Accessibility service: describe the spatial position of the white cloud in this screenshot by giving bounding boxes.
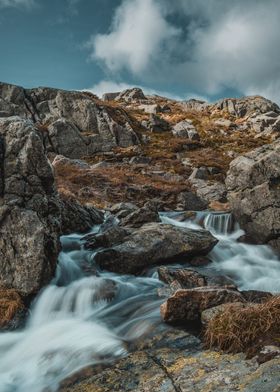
[87,0,280,103]
[85,79,208,102]
[0,0,34,7]
[87,0,180,74]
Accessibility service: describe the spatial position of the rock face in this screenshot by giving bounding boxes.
[94,223,218,274]
[211,95,280,118]
[60,327,280,392]
[119,201,160,228]
[0,117,61,295]
[115,88,147,102]
[161,287,245,323]
[226,141,280,250]
[60,198,103,234]
[145,114,170,132]
[0,82,140,160]
[249,111,280,135]
[172,120,200,140]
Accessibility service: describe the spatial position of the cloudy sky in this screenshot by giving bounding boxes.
[1,0,280,102]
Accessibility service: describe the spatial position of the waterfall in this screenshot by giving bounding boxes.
[160,211,280,292]
[0,211,280,391]
[203,212,235,235]
[0,230,163,392]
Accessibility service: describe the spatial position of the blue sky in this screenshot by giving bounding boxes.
[1,0,280,103]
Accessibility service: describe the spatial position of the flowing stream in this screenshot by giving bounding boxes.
[0,211,280,391]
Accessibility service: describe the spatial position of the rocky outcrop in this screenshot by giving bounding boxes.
[226,141,280,250]
[0,117,61,295]
[94,223,218,274]
[161,287,245,323]
[0,82,141,160]
[249,111,280,135]
[143,113,170,132]
[60,326,280,392]
[172,120,200,140]
[115,88,147,102]
[181,99,208,112]
[211,95,280,118]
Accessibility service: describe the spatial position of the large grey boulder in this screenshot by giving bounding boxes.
[94,223,218,274]
[0,117,61,295]
[226,142,280,250]
[115,87,147,102]
[180,99,208,112]
[172,120,200,140]
[190,179,227,203]
[249,112,280,135]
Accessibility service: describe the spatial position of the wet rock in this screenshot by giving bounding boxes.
[60,198,104,234]
[0,117,61,295]
[119,201,160,228]
[161,287,245,323]
[189,256,212,267]
[94,223,218,274]
[172,120,200,140]
[226,141,280,250]
[177,190,208,211]
[60,326,275,392]
[158,267,207,289]
[84,225,129,250]
[205,275,236,288]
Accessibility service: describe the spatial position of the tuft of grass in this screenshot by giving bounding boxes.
[204,296,280,356]
[0,289,25,327]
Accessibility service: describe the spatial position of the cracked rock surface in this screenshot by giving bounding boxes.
[226,141,280,251]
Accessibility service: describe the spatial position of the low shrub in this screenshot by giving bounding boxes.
[204,296,280,355]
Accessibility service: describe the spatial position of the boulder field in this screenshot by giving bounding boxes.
[1,82,280,390]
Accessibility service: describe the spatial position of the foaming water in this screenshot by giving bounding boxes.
[161,211,280,292]
[1,211,280,390]
[0,229,163,392]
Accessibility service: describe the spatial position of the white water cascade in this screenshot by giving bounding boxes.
[161,211,280,292]
[0,211,280,391]
[0,226,163,392]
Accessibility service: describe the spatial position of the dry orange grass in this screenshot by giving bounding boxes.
[204,296,280,355]
[54,159,190,208]
[0,289,25,327]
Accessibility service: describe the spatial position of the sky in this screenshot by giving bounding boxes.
[1,0,280,103]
